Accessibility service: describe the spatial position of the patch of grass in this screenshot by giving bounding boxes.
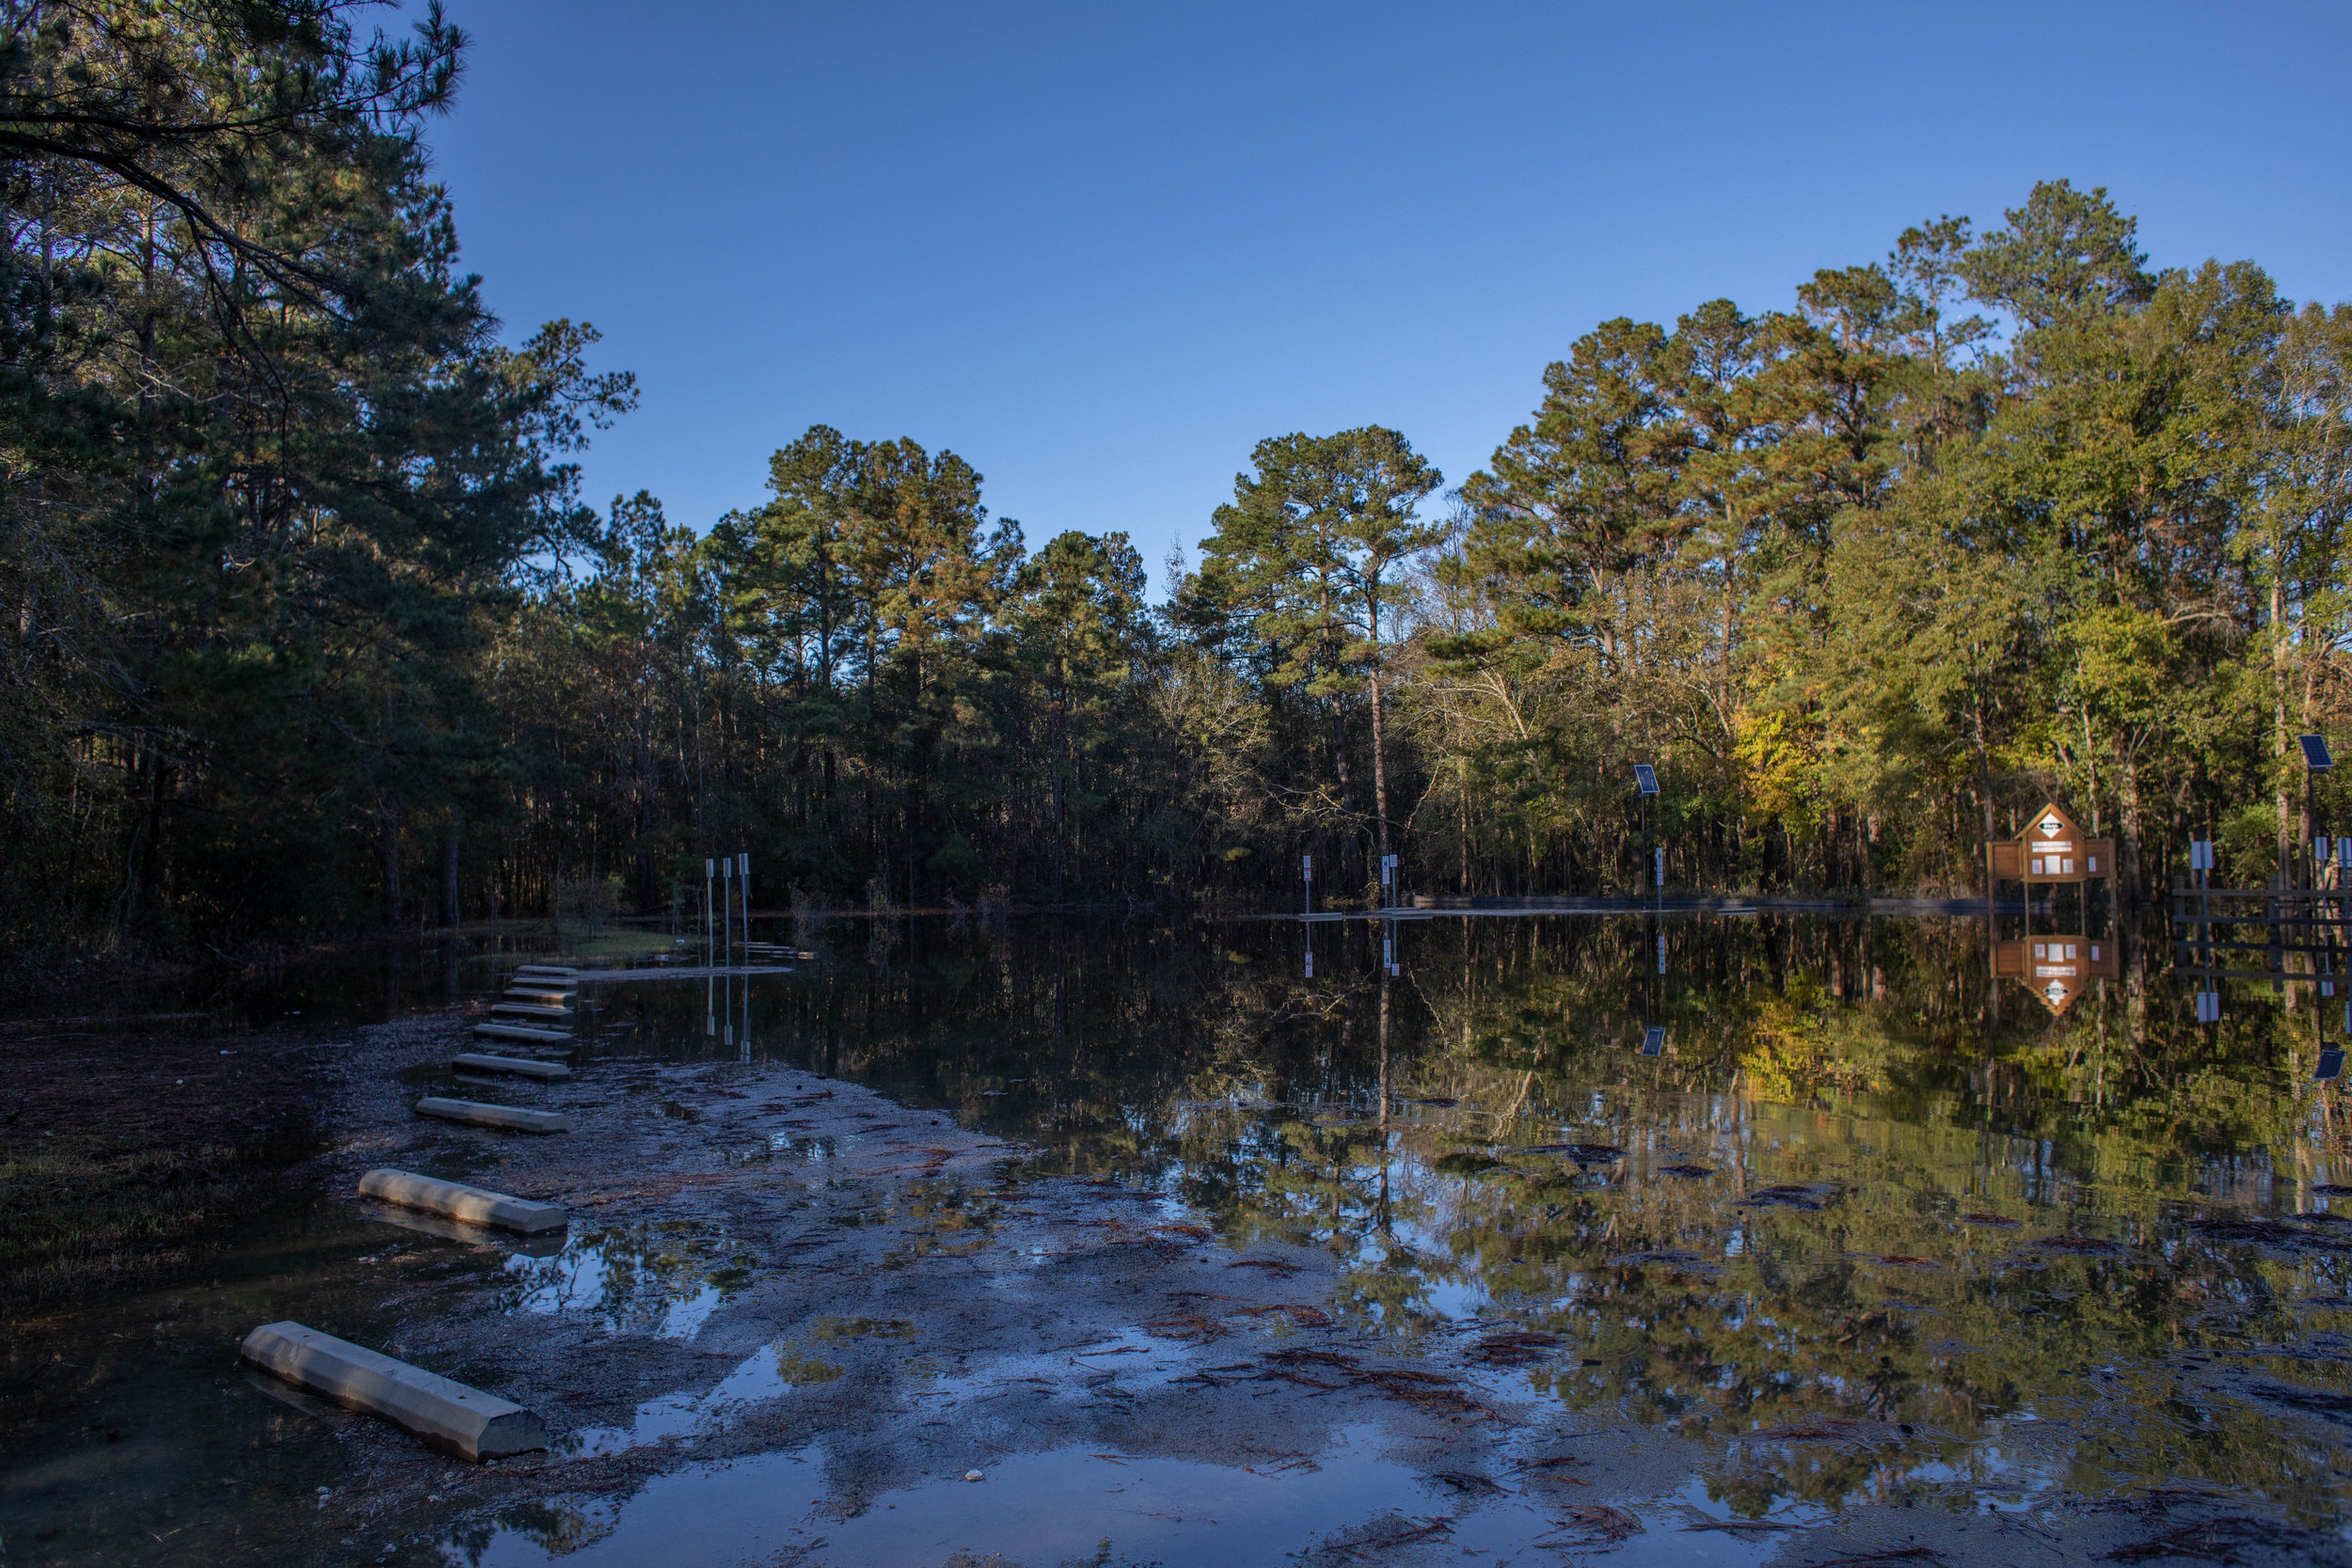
[0,1023,322,1316]
[0,1115,320,1313]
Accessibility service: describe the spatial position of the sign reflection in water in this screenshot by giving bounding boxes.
[612,911,2352,1518]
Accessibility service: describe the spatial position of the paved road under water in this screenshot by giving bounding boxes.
[8,911,2352,1565]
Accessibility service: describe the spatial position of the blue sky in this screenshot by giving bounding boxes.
[414,1,2352,594]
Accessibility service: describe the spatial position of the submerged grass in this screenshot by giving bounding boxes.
[0,1021,323,1315]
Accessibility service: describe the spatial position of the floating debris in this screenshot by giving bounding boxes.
[1735,1418,1912,1446]
[1736,1183,1836,1211]
[2103,1516,2335,1564]
[2034,1235,2122,1254]
[1232,1303,1334,1329]
[1535,1504,1645,1547]
[1310,1513,1454,1562]
[1464,1329,1563,1366]
[1528,1143,1627,1164]
[1608,1249,1708,1270]
[1141,1311,1229,1343]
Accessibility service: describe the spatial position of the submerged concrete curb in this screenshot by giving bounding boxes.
[473,1022,571,1045]
[416,1097,570,1133]
[358,1168,567,1233]
[238,1322,549,1461]
[451,1052,571,1080]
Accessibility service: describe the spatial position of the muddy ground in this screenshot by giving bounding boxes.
[8,1000,2350,1567]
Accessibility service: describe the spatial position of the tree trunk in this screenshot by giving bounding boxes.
[2116,746,2143,903]
[1331,704,1357,887]
[109,748,165,948]
[1457,758,1470,895]
[2275,574,2293,877]
[1369,667,1392,863]
[441,810,462,927]
[1051,769,1066,895]
[382,789,402,926]
[1972,655,1995,843]
[1052,696,1068,896]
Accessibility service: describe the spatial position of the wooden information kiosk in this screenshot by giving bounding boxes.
[1986,802,2118,1016]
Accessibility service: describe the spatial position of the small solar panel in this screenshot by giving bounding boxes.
[1641,1026,1665,1056]
[2318,1049,2345,1083]
[1633,764,1660,796]
[2300,733,2334,770]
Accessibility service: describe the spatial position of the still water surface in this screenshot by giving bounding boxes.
[10,910,2352,1563]
[623,913,2352,1509]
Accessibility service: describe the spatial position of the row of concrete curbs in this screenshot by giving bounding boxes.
[242,1167,567,1460]
[241,964,590,1458]
[426,963,582,1132]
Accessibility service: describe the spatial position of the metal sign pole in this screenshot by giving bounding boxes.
[705,857,715,971]
[1632,764,1660,905]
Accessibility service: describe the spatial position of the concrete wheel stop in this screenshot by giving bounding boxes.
[358,1168,567,1233]
[239,1322,548,1461]
[415,1097,570,1133]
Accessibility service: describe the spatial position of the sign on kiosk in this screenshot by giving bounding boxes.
[1985,802,2112,884]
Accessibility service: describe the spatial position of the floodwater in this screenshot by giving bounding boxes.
[8,911,2352,1565]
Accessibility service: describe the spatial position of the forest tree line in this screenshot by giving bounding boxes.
[6,2,2351,963]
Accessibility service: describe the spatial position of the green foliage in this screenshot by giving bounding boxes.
[1420,179,2352,898]
[4,17,2345,947]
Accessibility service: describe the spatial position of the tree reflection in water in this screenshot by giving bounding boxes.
[620,912,2352,1519]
